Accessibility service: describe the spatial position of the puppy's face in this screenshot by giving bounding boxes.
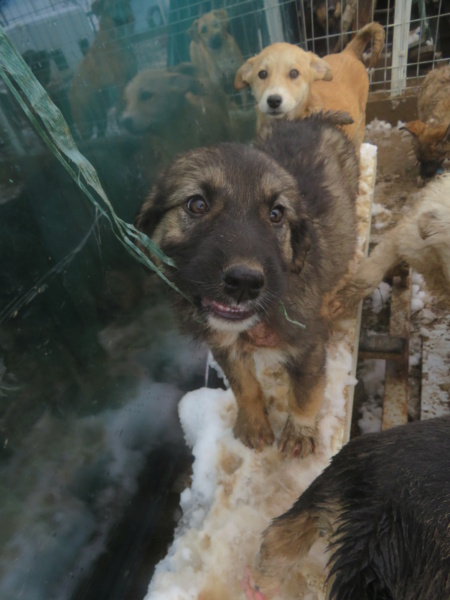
[190,10,229,50]
[314,0,342,30]
[404,120,450,179]
[120,70,201,134]
[136,144,310,335]
[235,43,332,119]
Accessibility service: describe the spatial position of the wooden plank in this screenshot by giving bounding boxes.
[382,267,412,430]
[342,149,378,444]
[421,315,450,420]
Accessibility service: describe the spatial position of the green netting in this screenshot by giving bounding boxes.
[0,26,192,302]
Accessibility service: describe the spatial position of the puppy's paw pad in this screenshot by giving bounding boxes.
[278,418,317,458]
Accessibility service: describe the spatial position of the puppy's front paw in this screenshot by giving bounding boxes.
[234,408,275,451]
[278,416,318,458]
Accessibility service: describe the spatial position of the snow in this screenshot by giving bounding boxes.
[144,144,377,600]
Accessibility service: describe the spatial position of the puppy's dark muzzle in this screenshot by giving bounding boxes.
[223,265,265,303]
[267,95,282,110]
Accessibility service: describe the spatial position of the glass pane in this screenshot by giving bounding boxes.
[0,0,388,598]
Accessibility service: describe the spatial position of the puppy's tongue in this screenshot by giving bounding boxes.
[245,321,279,347]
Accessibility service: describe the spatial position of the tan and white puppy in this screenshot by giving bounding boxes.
[235,22,385,147]
[332,173,450,315]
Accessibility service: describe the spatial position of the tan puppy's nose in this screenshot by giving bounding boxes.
[267,94,282,109]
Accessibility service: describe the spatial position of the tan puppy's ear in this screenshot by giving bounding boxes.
[402,120,426,137]
[234,56,256,89]
[308,53,333,81]
[214,9,229,29]
[188,19,200,42]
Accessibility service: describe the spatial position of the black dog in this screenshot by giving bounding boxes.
[252,416,450,599]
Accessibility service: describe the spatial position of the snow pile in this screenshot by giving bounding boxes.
[145,144,377,600]
[147,343,355,600]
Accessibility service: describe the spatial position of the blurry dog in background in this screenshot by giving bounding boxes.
[247,416,450,599]
[303,1,378,55]
[120,63,231,169]
[69,0,137,139]
[189,9,244,99]
[135,115,359,457]
[234,22,385,146]
[403,63,450,182]
[331,173,450,316]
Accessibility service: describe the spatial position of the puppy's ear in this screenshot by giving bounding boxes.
[169,62,199,78]
[214,9,229,30]
[234,56,256,89]
[308,53,333,81]
[290,219,311,274]
[188,19,200,42]
[402,120,426,138]
[135,192,165,239]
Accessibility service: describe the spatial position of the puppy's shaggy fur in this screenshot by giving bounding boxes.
[68,0,137,139]
[189,9,244,98]
[404,64,450,180]
[251,416,450,599]
[333,173,450,315]
[234,22,384,147]
[136,116,359,457]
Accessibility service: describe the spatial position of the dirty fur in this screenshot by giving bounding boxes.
[251,416,450,600]
[135,115,358,457]
[234,22,385,147]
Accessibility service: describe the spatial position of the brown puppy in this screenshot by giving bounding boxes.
[404,64,450,181]
[69,0,137,139]
[234,22,385,146]
[331,173,450,317]
[120,64,231,168]
[135,115,359,457]
[189,9,244,97]
[247,417,450,600]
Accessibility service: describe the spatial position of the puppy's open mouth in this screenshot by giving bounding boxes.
[201,298,255,321]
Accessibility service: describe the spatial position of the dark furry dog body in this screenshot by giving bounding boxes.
[136,116,358,456]
[251,416,450,599]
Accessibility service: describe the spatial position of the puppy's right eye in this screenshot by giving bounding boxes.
[258,70,268,80]
[139,90,152,101]
[186,195,209,215]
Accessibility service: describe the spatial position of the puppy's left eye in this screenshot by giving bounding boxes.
[289,69,299,79]
[258,70,268,79]
[186,195,209,215]
[269,206,284,224]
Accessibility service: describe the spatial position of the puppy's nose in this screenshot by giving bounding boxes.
[328,7,336,17]
[267,95,282,109]
[223,265,265,302]
[120,115,134,132]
